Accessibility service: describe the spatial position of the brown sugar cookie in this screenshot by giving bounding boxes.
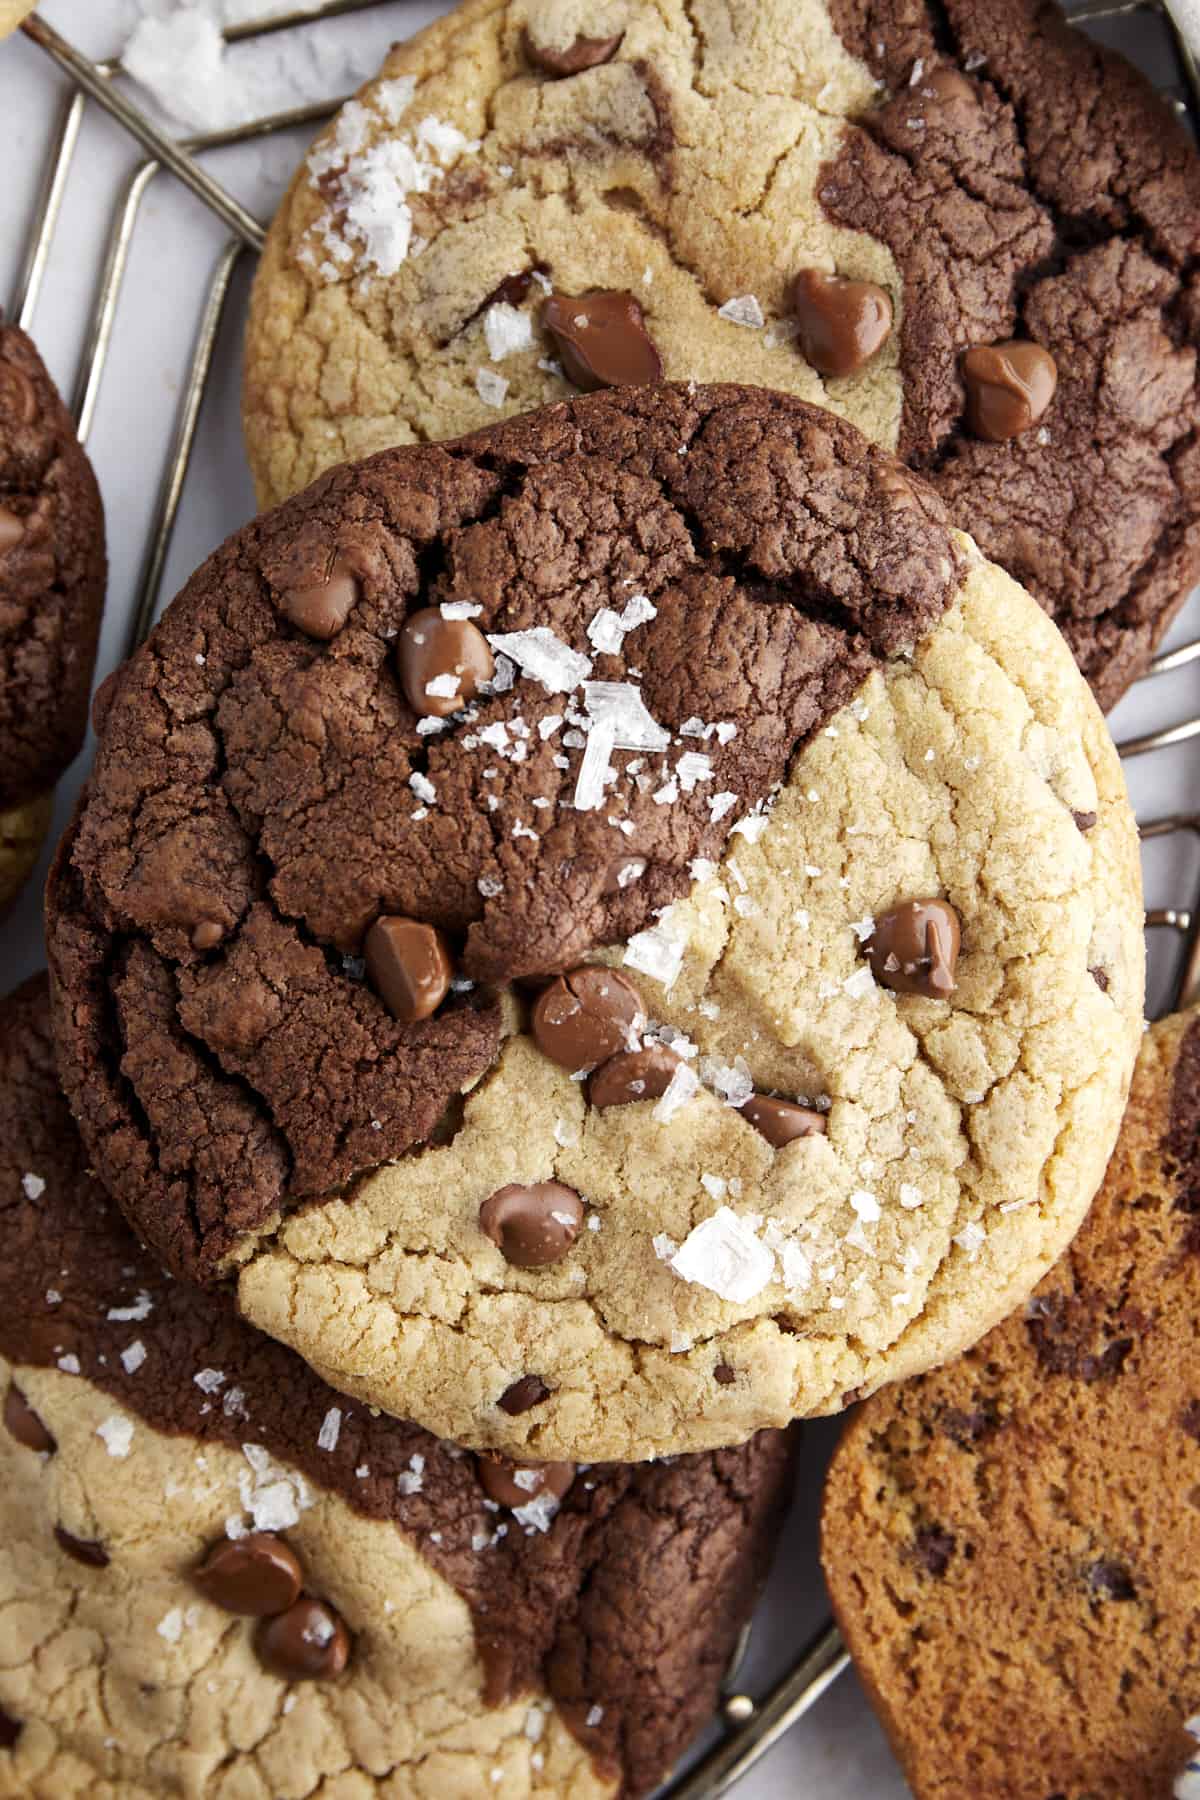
[822,1003,1200,1800]
[46,383,1142,1463]
[243,0,1200,710]
[0,972,793,1798]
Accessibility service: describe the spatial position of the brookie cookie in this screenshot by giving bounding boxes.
[242,0,1200,710]
[822,1002,1200,1800]
[46,384,1143,1463]
[0,972,793,1798]
[0,319,105,910]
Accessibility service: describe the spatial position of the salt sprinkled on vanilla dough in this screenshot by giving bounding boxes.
[475,368,509,408]
[96,1415,134,1459]
[717,295,765,329]
[670,1208,775,1304]
[624,913,687,989]
[653,1062,700,1123]
[484,303,534,361]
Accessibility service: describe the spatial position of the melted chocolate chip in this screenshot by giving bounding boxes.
[912,1525,955,1577]
[542,292,663,391]
[0,505,25,554]
[191,921,226,952]
[909,66,976,112]
[255,1595,350,1681]
[531,965,644,1070]
[961,341,1057,442]
[524,27,622,77]
[739,1094,827,1147]
[279,556,361,640]
[476,1455,575,1509]
[364,916,453,1023]
[54,1526,109,1568]
[479,1181,584,1267]
[1090,966,1110,993]
[866,899,961,997]
[789,270,894,378]
[1072,810,1098,833]
[0,361,36,426]
[1086,1559,1136,1601]
[193,1532,304,1617]
[1180,1399,1200,1442]
[396,607,494,718]
[498,1374,552,1415]
[4,1383,55,1453]
[588,1043,681,1110]
[0,1706,19,1750]
[713,1363,737,1386]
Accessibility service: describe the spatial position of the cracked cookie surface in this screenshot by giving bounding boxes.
[822,1003,1200,1800]
[0,973,792,1800]
[243,0,1200,710]
[47,384,1142,1462]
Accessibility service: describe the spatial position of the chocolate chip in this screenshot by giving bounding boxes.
[479,1181,584,1267]
[0,361,36,425]
[1181,1399,1200,1441]
[912,1524,955,1577]
[1086,1559,1136,1601]
[279,556,360,640]
[1072,810,1098,833]
[4,1383,55,1454]
[193,1532,304,1617]
[0,1706,20,1750]
[476,1454,575,1509]
[481,270,539,311]
[739,1093,827,1147]
[909,66,975,112]
[364,916,453,1023]
[789,270,894,378]
[939,1401,1000,1447]
[498,1374,553,1415]
[0,505,25,553]
[531,964,644,1070]
[542,291,663,391]
[396,607,494,718]
[866,898,961,997]
[961,341,1057,442]
[255,1596,350,1681]
[524,28,622,77]
[191,921,225,952]
[54,1526,109,1568]
[713,1363,737,1386]
[588,1043,681,1110]
[1090,966,1110,993]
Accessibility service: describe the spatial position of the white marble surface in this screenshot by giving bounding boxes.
[2,5,1199,1796]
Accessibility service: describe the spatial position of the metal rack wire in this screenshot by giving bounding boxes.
[9,2,1200,1792]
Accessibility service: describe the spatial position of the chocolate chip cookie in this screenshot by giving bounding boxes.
[823,1002,1200,1800]
[0,972,792,1798]
[47,383,1143,1463]
[0,320,105,909]
[243,0,1200,711]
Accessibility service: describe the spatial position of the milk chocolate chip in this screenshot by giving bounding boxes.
[279,556,360,640]
[867,899,961,997]
[524,29,622,77]
[54,1526,109,1568]
[0,505,24,553]
[0,1706,20,1750]
[789,270,893,378]
[480,1181,584,1267]
[542,291,662,391]
[256,1596,350,1681]
[0,362,36,425]
[191,920,225,952]
[961,341,1057,441]
[4,1383,55,1453]
[498,1374,552,1414]
[477,1455,575,1509]
[397,607,494,718]
[588,1043,680,1109]
[193,1533,303,1617]
[531,964,644,1070]
[740,1094,827,1147]
[365,916,453,1023]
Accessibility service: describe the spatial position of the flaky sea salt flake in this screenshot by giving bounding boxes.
[718,295,765,329]
[489,628,592,694]
[670,1208,774,1304]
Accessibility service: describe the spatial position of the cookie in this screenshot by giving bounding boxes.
[822,1002,1200,1800]
[0,2,34,36]
[242,0,1200,710]
[0,321,106,909]
[47,383,1143,1464]
[0,972,793,1799]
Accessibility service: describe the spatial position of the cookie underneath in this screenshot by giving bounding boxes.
[822,1004,1200,1800]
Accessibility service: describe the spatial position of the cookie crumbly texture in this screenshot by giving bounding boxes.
[0,973,793,1800]
[822,1004,1200,1800]
[243,0,1200,711]
[0,321,106,908]
[47,384,1143,1464]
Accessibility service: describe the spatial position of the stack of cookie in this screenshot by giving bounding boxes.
[4,0,1200,1792]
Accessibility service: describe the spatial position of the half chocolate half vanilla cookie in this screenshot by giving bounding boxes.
[47,384,1143,1463]
[243,0,1200,709]
[0,973,793,1798]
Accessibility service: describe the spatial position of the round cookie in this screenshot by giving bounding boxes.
[0,1,34,37]
[822,1002,1200,1800]
[0,972,793,1799]
[47,384,1143,1464]
[0,320,106,910]
[243,0,1200,710]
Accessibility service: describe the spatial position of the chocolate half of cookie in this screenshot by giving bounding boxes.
[0,972,793,1798]
[822,1003,1200,1800]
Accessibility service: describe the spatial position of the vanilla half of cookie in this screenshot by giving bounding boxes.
[46,383,1143,1464]
[823,1002,1200,1800]
[0,973,792,1799]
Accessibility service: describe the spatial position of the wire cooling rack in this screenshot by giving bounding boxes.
[9,2,1200,1793]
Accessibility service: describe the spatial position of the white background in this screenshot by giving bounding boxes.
[2,5,1198,1795]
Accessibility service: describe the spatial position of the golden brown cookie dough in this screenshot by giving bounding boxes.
[0,1,34,38]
